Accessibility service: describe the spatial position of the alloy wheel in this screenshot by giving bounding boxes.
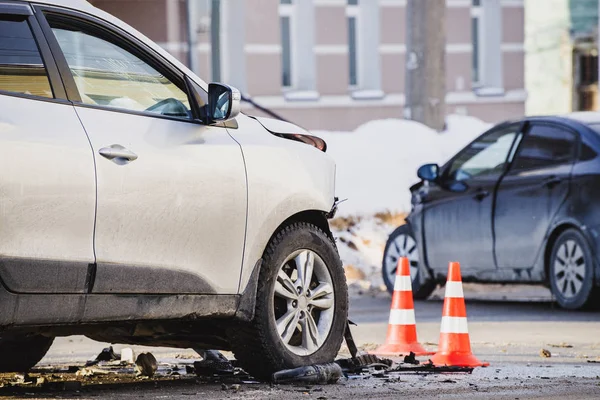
[385,233,419,284]
[272,249,335,356]
[554,239,586,299]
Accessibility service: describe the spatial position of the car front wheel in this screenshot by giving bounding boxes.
[229,222,348,380]
[549,228,598,310]
[382,224,436,299]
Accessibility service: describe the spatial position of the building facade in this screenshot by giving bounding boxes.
[526,0,599,116]
[89,0,526,130]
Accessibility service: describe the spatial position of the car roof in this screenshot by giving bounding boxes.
[560,112,600,125]
[522,112,600,127]
[22,0,209,92]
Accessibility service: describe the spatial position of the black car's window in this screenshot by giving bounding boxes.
[0,17,53,98]
[447,126,520,181]
[45,15,192,119]
[510,125,576,171]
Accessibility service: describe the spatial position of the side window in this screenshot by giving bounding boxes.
[0,17,53,98]
[511,125,576,172]
[46,16,192,119]
[447,126,520,181]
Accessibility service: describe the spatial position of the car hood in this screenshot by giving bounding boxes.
[249,116,327,152]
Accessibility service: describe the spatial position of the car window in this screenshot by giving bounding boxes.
[46,19,192,119]
[0,17,53,98]
[510,125,576,171]
[447,127,519,181]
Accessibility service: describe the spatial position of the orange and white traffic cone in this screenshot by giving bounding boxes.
[372,257,433,356]
[430,262,489,367]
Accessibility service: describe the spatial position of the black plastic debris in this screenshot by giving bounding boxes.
[403,352,420,365]
[193,350,235,377]
[96,346,120,362]
[336,354,393,374]
[86,346,120,366]
[388,361,474,375]
[272,362,343,384]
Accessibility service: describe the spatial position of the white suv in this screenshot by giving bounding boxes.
[0,0,347,379]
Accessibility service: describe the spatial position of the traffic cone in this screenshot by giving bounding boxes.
[430,262,489,367]
[372,257,433,356]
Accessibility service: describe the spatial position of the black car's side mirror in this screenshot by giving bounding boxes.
[207,83,241,123]
[417,163,440,182]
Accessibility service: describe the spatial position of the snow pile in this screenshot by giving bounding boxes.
[314,115,492,291]
[314,114,491,216]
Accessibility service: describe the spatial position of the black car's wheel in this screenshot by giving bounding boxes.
[229,222,348,380]
[549,228,598,310]
[0,335,54,372]
[382,225,436,299]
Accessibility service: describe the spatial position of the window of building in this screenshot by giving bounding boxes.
[0,18,53,99]
[278,0,317,98]
[347,0,358,87]
[280,1,293,88]
[471,0,482,85]
[470,0,503,94]
[346,0,382,99]
[48,21,191,119]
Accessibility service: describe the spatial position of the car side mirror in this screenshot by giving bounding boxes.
[208,83,241,123]
[417,163,439,182]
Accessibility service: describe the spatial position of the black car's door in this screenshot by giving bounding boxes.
[422,124,522,272]
[494,123,577,269]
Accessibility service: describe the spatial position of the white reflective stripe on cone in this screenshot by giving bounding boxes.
[393,275,412,291]
[444,281,464,298]
[440,316,469,333]
[389,309,417,325]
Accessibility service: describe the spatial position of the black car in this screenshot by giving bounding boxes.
[382,112,600,310]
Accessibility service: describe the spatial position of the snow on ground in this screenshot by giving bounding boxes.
[313,115,492,291]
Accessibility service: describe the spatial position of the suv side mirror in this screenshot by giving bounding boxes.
[208,83,241,123]
[417,163,439,182]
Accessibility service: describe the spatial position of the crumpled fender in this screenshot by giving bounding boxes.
[248,116,327,152]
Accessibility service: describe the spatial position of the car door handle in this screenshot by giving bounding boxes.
[543,176,562,189]
[473,189,490,201]
[98,145,138,162]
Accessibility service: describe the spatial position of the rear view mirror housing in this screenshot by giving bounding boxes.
[417,163,439,182]
[207,83,241,123]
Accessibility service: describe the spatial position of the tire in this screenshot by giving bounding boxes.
[382,224,436,299]
[0,335,54,372]
[549,228,598,310]
[229,222,348,381]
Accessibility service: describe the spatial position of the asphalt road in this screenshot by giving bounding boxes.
[5,284,600,399]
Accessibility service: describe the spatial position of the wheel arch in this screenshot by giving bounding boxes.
[237,204,335,295]
[275,209,333,240]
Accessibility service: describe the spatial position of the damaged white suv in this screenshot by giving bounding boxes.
[0,0,347,379]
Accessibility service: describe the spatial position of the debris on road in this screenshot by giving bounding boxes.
[12,374,35,385]
[135,353,158,377]
[540,349,552,358]
[549,343,573,348]
[388,362,474,375]
[76,367,111,377]
[93,346,120,363]
[120,348,136,364]
[193,350,235,377]
[403,352,420,365]
[272,363,343,384]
